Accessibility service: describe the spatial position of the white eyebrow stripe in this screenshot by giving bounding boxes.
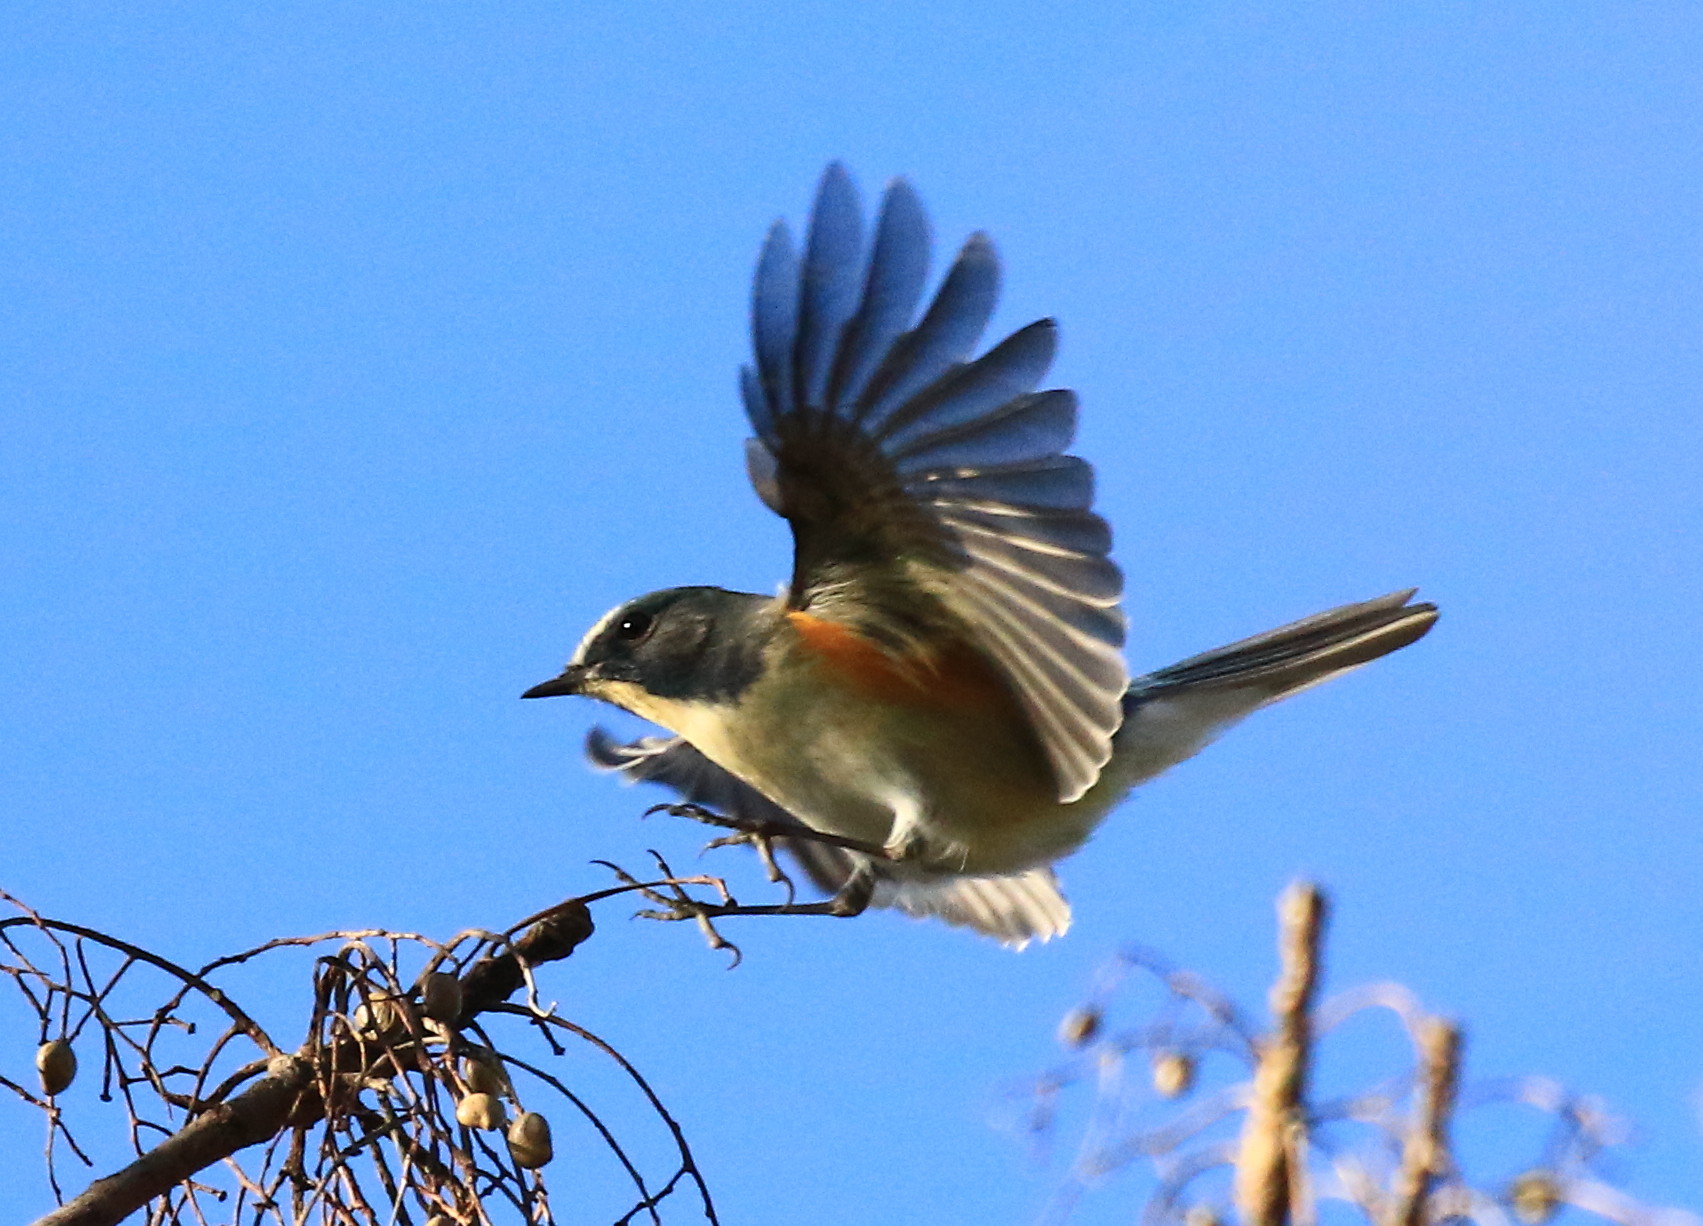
[572,604,628,664]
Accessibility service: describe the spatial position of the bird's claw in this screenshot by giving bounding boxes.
[700,830,797,903]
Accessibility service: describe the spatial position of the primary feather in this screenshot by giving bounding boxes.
[740,164,1128,803]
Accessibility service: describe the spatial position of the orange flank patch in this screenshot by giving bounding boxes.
[784,611,1016,712]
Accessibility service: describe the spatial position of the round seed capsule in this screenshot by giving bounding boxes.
[36,1040,76,1096]
[507,1111,553,1169]
[1511,1171,1562,1225]
[421,972,462,1025]
[455,1091,506,1131]
[462,1054,509,1097]
[1151,1050,1196,1099]
[1057,1007,1101,1049]
[1185,1205,1222,1226]
[352,993,411,1036]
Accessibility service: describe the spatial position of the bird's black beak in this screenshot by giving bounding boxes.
[521,664,587,700]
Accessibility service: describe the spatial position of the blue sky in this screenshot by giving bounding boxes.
[1,3,1698,1221]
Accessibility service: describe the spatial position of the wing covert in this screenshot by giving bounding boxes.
[738,164,1127,802]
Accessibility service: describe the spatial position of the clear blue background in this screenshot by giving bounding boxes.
[2,3,1698,1221]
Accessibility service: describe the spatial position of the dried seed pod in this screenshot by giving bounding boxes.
[462,1053,510,1097]
[1511,1171,1562,1225]
[455,1091,505,1131]
[36,1040,76,1096]
[423,1216,454,1226]
[1184,1205,1222,1226]
[507,1110,553,1169]
[421,972,462,1024]
[1057,1006,1101,1049]
[1151,1050,1196,1099]
[352,993,411,1036]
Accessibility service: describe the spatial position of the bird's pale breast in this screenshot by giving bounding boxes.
[670,619,1109,875]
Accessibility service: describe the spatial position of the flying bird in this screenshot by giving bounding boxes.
[524,165,1436,946]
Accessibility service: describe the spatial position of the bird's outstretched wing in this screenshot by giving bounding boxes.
[741,164,1127,801]
[587,729,1072,947]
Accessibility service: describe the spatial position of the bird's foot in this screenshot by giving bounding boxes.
[647,802,896,860]
[643,802,799,901]
[615,848,873,967]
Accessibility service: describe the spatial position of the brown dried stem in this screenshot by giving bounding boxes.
[1235,881,1327,1226]
[1387,1017,1462,1226]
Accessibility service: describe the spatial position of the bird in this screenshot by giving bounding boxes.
[522,164,1437,947]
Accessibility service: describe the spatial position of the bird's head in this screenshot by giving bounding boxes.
[522,587,772,727]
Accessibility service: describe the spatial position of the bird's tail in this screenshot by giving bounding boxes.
[1138,588,1438,701]
[1106,589,1437,791]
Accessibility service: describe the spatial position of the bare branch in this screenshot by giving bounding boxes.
[1387,1017,1462,1226]
[6,876,731,1226]
[34,1058,315,1226]
[1235,881,1328,1226]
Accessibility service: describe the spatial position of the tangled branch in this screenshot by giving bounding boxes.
[1008,882,1699,1226]
[1,863,756,1226]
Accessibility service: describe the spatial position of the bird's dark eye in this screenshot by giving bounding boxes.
[614,611,654,642]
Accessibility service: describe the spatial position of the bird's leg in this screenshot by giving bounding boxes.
[878,796,968,874]
[639,860,873,922]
